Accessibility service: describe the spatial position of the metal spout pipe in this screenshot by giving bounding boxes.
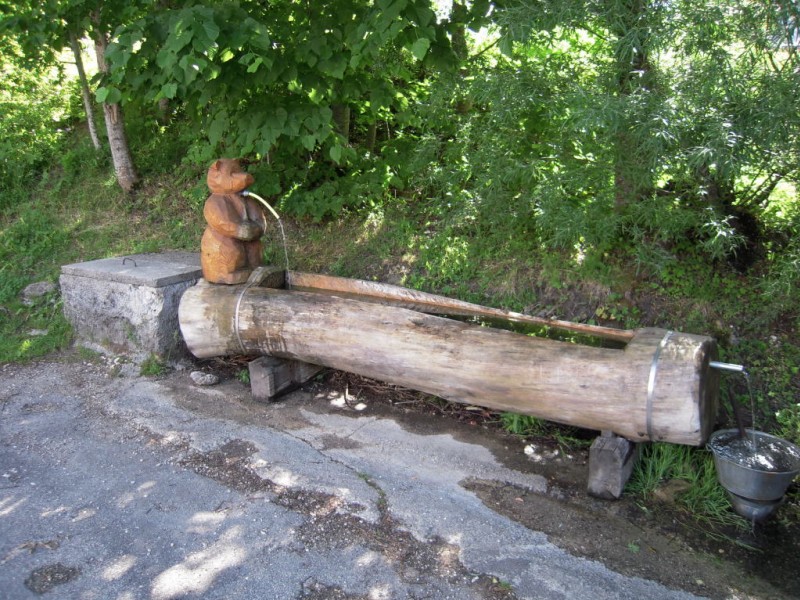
[709,361,746,373]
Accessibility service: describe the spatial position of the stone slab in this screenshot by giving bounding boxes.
[61,251,201,287]
[60,252,202,362]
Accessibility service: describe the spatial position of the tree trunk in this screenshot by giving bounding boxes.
[69,32,101,151]
[332,103,351,143]
[179,281,720,446]
[365,122,377,153]
[158,98,172,124]
[450,2,474,115]
[93,30,139,192]
[451,1,469,63]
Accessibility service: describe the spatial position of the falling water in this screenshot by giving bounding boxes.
[742,369,758,453]
[243,190,291,277]
[274,218,291,276]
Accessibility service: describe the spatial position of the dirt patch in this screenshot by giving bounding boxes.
[318,433,363,450]
[180,439,272,494]
[290,472,518,599]
[299,580,365,600]
[463,479,756,599]
[177,437,517,599]
[24,563,81,594]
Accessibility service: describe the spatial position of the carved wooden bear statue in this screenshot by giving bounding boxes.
[201,158,265,284]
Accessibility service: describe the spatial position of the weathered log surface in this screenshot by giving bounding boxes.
[286,271,635,343]
[179,281,719,445]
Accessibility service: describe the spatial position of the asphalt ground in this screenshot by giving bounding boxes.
[0,358,698,600]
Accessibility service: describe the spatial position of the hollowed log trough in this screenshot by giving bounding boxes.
[179,268,720,446]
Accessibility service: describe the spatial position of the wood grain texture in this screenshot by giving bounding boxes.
[286,271,635,343]
[179,283,719,445]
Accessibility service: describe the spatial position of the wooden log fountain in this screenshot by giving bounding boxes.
[179,269,720,446]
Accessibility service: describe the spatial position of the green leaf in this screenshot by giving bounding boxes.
[95,86,122,104]
[308,87,325,104]
[168,20,193,53]
[179,55,204,85]
[300,134,316,151]
[247,57,264,73]
[156,49,178,71]
[408,38,430,61]
[318,106,333,123]
[249,23,271,51]
[320,56,347,79]
[202,19,220,43]
[160,82,178,99]
[498,36,514,57]
[272,107,288,129]
[208,112,227,147]
[329,144,343,163]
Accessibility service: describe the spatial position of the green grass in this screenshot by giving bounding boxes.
[627,443,749,532]
[500,413,548,437]
[0,136,204,364]
[139,354,167,377]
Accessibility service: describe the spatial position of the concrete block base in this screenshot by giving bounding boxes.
[249,356,324,402]
[60,252,202,362]
[587,432,641,500]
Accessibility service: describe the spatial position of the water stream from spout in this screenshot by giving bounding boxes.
[742,369,759,454]
[242,190,291,277]
[710,361,758,454]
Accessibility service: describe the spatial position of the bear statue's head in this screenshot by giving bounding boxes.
[207,158,255,194]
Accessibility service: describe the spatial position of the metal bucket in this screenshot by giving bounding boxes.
[708,429,800,502]
[726,491,783,522]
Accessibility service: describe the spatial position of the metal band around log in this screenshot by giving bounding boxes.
[646,330,674,441]
[234,281,259,354]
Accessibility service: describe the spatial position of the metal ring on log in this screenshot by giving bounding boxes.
[179,282,721,446]
[234,281,258,355]
[646,330,674,442]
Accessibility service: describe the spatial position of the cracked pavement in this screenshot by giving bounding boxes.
[0,358,700,599]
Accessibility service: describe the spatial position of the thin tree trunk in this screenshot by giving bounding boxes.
[332,103,351,143]
[158,98,172,124]
[93,30,139,192]
[451,1,469,63]
[69,32,101,151]
[450,3,474,116]
[365,122,377,153]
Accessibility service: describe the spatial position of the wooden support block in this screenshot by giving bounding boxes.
[249,356,323,402]
[587,432,641,500]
